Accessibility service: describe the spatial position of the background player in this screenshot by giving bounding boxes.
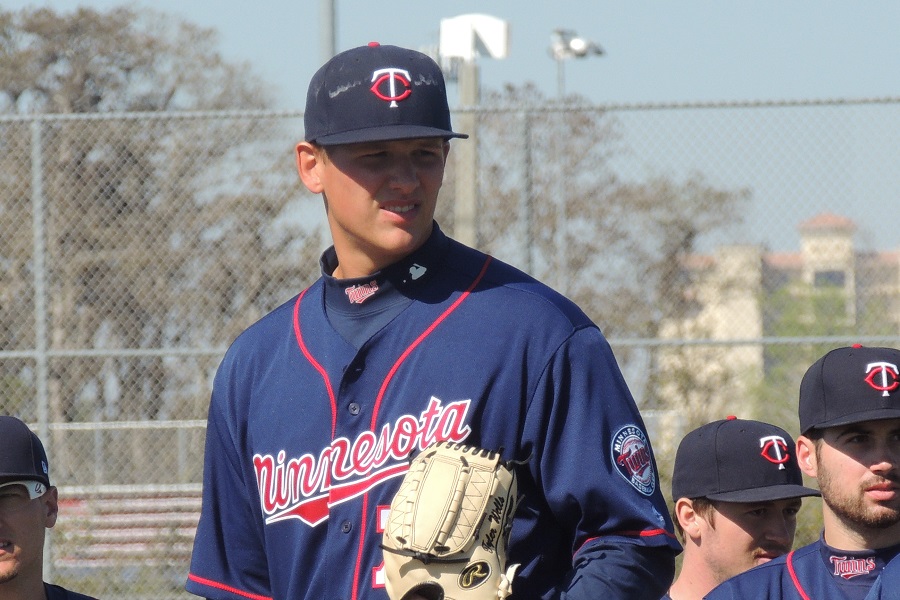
[186,42,680,600]
[0,415,98,600]
[706,345,900,599]
[662,417,820,600]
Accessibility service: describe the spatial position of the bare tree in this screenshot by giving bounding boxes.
[470,85,749,413]
[0,6,318,423]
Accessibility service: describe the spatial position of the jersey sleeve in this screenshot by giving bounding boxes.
[865,553,900,600]
[186,356,273,600]
[523,326,680,599]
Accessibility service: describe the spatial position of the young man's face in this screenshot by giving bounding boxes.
[799,418,900,548]
[697,498,801,583]
[296,137,449,278]
[0,483,58,586]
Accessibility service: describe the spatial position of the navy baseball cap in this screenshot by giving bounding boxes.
[0,416,51,487]
[304,42,468,145]
[672,417,819,503]
[800,345,900,434]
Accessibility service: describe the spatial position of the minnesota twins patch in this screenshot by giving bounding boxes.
[611,425,655,496]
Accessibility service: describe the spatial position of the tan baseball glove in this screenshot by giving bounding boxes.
[381,441,521,600]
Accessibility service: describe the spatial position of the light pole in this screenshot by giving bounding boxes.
[549,29,604,98]
[320,0,336,61]
[547,29,603,292]
[439,14,509,247]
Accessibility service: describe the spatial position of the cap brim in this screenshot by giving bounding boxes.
[707,484,821,503]
[312,125,468,145]
[803,409,900,434]
[0,474,50,486]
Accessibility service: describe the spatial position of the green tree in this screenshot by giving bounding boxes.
[754,279,870,434]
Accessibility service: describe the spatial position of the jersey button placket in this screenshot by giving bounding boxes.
[343,358,364,383]
[348,402,361,415]
[340,520,352,533]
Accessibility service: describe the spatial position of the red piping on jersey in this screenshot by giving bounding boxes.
[355,255,492,600]
[293,288,338,438]
[576,528,677,556]
[787,550,813,600]
[187,573,273,600]
[369,255,493,429]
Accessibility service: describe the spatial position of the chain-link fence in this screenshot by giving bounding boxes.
[2,99,899,597]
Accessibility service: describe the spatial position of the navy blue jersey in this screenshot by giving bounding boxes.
[705,537,900,600]
[864,553,900,600]
[187,226,679,600]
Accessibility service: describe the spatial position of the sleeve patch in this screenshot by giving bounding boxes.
[611,425,656,496]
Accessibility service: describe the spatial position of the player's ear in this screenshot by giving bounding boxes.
[674,498,702,539]
[43,486,59,528]
[296,141,324,194]
[795,436,817,478]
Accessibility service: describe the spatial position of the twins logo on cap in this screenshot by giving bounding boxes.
[865,361,899,397]
[759,435,790,470]
[370,68,411,107]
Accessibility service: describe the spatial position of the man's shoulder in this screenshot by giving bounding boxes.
[444,236,595,329]
[866,551,900,600]
[45,582,100,600]
[705,543,820,599]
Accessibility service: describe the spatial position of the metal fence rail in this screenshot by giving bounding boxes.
[2,99,899,597]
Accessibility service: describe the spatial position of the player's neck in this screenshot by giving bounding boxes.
[0,575,48,600]
[667,553,721,600]
[330,248,391,280]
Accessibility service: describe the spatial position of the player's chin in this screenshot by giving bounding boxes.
[754,549,788,565]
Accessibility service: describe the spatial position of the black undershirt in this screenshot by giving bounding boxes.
[320,224,448,350]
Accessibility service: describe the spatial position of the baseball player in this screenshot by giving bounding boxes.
[186,42,679,600]
[705,345,900,600]
[0,415,99,600]
[662,417,820,600]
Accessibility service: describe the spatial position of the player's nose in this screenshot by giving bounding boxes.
[386,155,419,191]
[764,516,794,548]
[867,438,900,474]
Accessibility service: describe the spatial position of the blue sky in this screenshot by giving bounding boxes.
[7,1,900,109]
[6,1,900,252]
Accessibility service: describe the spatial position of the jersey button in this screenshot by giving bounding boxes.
[341,520,352,533]
[348,402,360,416]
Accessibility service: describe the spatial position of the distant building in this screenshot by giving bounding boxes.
[656,212,900,429]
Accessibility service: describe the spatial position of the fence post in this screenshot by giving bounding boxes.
[519,111,534,273]
[31,118,53,580]
[454,60,479,247]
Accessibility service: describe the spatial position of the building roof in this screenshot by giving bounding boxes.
[764,252,804,271]
[798,212,857,232]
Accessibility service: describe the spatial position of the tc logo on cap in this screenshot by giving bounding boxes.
[865,361,899,397]
[370,68,412,107]
[759,435,789,470]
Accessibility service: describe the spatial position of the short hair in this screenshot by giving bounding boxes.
[672,496,716,540]
[802,427,824,441]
